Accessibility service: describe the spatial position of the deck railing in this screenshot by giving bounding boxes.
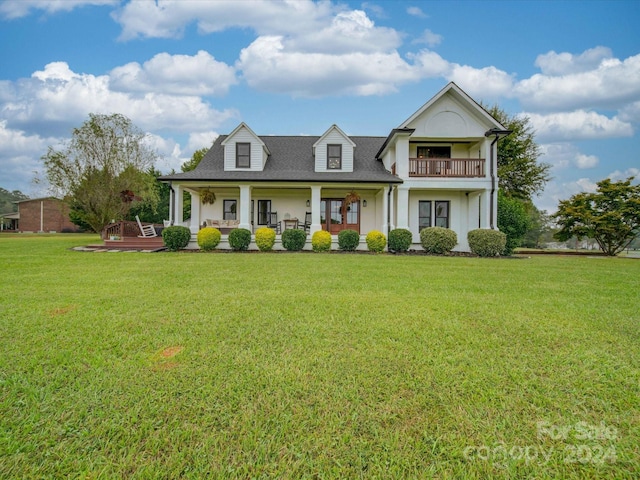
[409,158,485,177]
[102,220,148,240]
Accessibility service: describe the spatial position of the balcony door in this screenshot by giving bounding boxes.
[320,199,360,234]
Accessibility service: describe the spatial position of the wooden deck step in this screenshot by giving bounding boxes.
[103,237,165,250]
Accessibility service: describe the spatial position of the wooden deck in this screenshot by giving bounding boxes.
[98,220,166,250]
[100,236,166,251]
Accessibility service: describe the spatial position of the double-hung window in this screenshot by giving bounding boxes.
[327,144,342,170]
[418,200,450,230]
[223,200,237,220]
[236,143,251,168]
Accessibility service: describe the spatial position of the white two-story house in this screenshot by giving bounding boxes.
[160,82,510,251]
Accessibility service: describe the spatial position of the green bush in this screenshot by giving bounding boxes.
[255,227,276,252]
[337,229,359,251]
[196,227,221,251]
[388,228,412,252]
[468,229,506,257]
[365,230,386,253]
[228,228,252,251]
[420,227,457,254]
[282,228,306,251]
[312,230,332,252]
[162,226,191,251]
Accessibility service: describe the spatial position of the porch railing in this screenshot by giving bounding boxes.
[409,158,485,177]
[102,220,148,240]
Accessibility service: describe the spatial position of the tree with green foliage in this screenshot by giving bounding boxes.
[486,105,551,200]
[553,177,640,256]
[127,167,170,224]
[181,147,208,173]
[0,187,28,214]
[497,192,530,255]
[42,113,158,233]
[180,147,209,221]
[522,203,553,248]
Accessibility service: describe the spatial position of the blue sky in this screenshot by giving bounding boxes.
[1,0,638,212]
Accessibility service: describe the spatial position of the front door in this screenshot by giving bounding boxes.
[320,199,360,234]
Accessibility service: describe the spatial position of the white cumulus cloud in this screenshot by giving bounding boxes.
[534,46,613,75]
[110,51,237,96]
[2,61,238,135]
[526,110,633,142]
[516,51,640,111]
[0,0,117,19]
[574,153,599,169]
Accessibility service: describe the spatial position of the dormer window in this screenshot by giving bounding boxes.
[236,143,251,168]
[327,144,342,169]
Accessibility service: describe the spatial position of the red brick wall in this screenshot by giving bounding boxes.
[18,198,78,232]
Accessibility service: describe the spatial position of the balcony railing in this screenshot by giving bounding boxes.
[409,158,485,177]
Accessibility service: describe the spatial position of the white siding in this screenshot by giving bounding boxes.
[223,126,264,171]
[315,129,354,173]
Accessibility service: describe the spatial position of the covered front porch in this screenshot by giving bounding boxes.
[170,182,394,249]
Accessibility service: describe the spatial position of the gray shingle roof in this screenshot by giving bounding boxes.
[160,135,402,184]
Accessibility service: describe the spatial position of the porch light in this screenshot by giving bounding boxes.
[306,200,310,207]
[363,200,367,207]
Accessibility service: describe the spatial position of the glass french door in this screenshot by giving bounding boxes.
[320,199,360,234]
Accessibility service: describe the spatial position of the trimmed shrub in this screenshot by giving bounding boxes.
[420,227,457,254]
[366,230,386,253]
[468,229,507,257]
[338,229,359,251]
[255,227,276,252]
[197,227,221,251]
[312,230,332,252]
[228,228,252,251]
[162,226,191,251]
[282,228,306,251]
[388,228,412,253]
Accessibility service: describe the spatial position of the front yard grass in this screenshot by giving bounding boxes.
[1,234,639,478]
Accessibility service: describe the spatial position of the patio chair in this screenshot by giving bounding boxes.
[266,211,281,234]
[297,211,311,233]
[136,215,157,238]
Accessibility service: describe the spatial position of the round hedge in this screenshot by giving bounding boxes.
[197,227,221,251]
[162,226,191,251]
[282,228,307,251]
[419,226,457,254]
[365,230,386,253]
[388,228,412,253]
[468,229,506,257]
[255,227,276,252]
[337,229,359,251]
[312,230,332,252]
[228,228,252,251]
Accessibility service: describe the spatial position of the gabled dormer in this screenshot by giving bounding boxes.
[221,122,270,171]
[313,124,356,173]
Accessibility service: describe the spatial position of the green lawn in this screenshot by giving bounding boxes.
[1,234,639,478]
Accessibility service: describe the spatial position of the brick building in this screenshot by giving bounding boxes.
[13,197,78,233]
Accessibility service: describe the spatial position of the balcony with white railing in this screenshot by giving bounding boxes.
[408,158,485,178]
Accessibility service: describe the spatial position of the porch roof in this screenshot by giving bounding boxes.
[160,135,402,184]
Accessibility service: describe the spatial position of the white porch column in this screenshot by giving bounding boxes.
[239,185,252,231]
[310,185,322,235]
[388,185,396,231]
[380,186,389,234]
[395,136,410,178]
[174,184,184,226]
[480,190,491,229]
[396,186,409,229]
[189,190,201,234]
[168,186,174,225]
